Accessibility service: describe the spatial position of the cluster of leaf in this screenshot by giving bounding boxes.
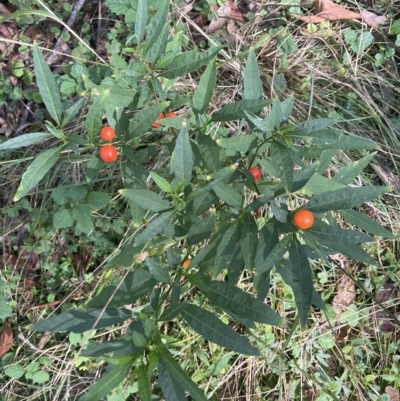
[0,0,394,400]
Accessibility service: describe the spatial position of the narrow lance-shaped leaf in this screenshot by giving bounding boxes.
[213,182,242,210]
[137,362,152,401]
[305,186,391,213]
[158,358,187,401]
[211,99,270,122]
[14,146,62,201]
[171,122,193,186]
[79,359,134,401]
[287,239,313,328]
[193,57,217,115]
[181,303,260,356]
[157,347,207,401]
[0,132,52,150]
[119,188,171,212]
[149,171,172,193]
[243,47,263,100]
[85,89,109,144]
[333,152,376,185]
[197,134,221,172]
[135,210,175,246]
[257,233,292,274]
[61,97,86,128]
[33,43,62,126]
[135,0,147,44]
[216,134,258,152]
[240,213,258,270]
[146,258,170,283]
[271,141,293,192]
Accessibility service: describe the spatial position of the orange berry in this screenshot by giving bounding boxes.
[248,167,261,181]
[293,210,314,230]
[99,144,118,163]
[165,112,178,118]
[100,126,115,141]
[182,259,191,269]
[152,113,165,128]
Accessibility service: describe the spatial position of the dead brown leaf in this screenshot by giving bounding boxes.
[372,163,400,195]
[360,10,388,29]
[386,386,400,401]
[206,0,245,34]
[333,276,356,319]
[0,321,13,358]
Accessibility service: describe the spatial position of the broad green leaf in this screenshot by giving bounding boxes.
[271,141,293,192]
[32,308,132,333]
[120,188,171,212]
[254,221,279,278]
[287,239,313,328]
[61,97,86,128]
[157,347,207,401]
[14,146,62,201]
[213,182,242,209]
[128,102,168,139]
[137,362,152,401]
[80,359,133,401]
[240,213,258,270]
[53,208,74,229]
[87,269,156,308]
[146,258,170,283]
[187,211,216,246]
[333,152,376,185]
[0,297,12,320]
[135,210,175,245]
[171,123,193,186]
[257,234,292,274]
[158,358,187,401]
[135,0,147,44]
[108,87,139,109]
[73,204,94,234]
[339,209,395,239]
[181,303,260,355]
[211,99,270,122]
[216,134,257,152]
[192,278,283,327]
[305,186,390,213]
[243,47,263,100]
[0,132,52,150]
[214,220,241,277]
[85,89,109,144]
[162,46,223,79]
[193,57,216,115]
[197,134,221,172]
[307,219,373,244]
[150,171,172,193]
[86,191,111,210]
[33,43,62,126]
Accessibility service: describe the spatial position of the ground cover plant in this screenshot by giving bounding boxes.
[0,0,399,400]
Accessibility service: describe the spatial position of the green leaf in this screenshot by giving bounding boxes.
[53,208,74,229]
[213,183,242,209]
[120,188,171,212]
[197,134,221,172]
[80,359,133,401]
[87,269,156,308]
[193,57,217,115]
[162,45,223,79]
[73,204,93,234]
[159,302,187,321]
[61,97,86,128]
[157,346,207,401]
[254,221,279,280]
[171,123,193,186]
[135,210,175,245]
[339,209,395,239]
[187,211,216,246]
[146,257,170,283]
[137,362,152,401]
[289,118,336,135]
[192,278,283,327]
[243,47,263,100]
[148,22,169,64]
[211,99,270,122]
[181,303,260,355]
[305,186,390,213]
[86,191,111,210]
[150,171,172,193]
[271,141,293,192]
[216,134,257,152]
[14,146,62,201]
[307,219,373,244]
[128,102,168,139]
[0,132,52,150]
[32,308,132,333]
[257,234,292,274]
[158,358,187,401]
[0,297,12,320]
[135,0,147,44]
[240,213,258,270]
[287,239,313,328]
[85,89,109,144]
[33,43,62,126]
[334,153,376,185]
[300,173,345,195]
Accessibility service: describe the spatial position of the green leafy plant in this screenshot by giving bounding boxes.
[0,0,396,400]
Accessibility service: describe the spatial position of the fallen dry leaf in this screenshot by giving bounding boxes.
[386,386,400,401]
[333,276,356,319]
[0,321,13,358]
[372,163,400,195]
[360,10,388,29]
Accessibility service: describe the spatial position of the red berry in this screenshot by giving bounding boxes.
[165,112,178,118]
[293,210,314,230]
[100,126,115,141]
[99,144,118,163]
[152,113,165,128]
[248,167,261,181]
